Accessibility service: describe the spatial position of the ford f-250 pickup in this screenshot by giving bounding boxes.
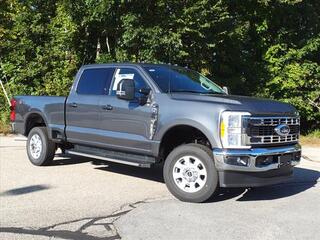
[11,63,301,202]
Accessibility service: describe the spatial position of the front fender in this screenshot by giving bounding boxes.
[154,118,219,149]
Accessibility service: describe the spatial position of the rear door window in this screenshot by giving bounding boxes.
[77,68,115,95]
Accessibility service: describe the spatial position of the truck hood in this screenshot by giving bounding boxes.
[170,93,297,116]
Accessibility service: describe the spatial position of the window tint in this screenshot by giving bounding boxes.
[111,68,149,97]
[143,66,224,94]
[77,68,115,95]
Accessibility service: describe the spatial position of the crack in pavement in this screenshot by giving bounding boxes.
[302,155,319,163]
[0,200,150,240]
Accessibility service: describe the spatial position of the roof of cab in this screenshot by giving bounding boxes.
[81,62,176,69]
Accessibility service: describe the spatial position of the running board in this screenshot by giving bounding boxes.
[67,150,152,168]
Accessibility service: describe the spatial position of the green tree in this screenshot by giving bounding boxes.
[0,0,319,131]
[263,37,320,129]
[1,0,57,95]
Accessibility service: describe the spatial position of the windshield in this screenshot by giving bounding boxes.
[143,65,224,94]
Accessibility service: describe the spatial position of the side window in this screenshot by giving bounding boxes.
[111,68,148,97]
[77,68,115,95]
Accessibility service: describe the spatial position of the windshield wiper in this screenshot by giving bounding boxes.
[170,89,224,94]
[200,92,225,95]
[170,89,208,94]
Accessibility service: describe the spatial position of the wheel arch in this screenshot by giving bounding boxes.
[156,120,217,161]
[24,111,49,136]
[156,119,216,146]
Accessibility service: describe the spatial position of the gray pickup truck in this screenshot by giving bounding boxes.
[11,63,301,202]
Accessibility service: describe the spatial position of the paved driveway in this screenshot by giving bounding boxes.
[0,136,319,239]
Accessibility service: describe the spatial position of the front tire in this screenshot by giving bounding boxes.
[27,127,56,166]
[163,143,219,203]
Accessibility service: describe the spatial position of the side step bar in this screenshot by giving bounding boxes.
[67,150,152,168]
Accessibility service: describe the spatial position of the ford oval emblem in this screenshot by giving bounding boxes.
[274,124,290,136]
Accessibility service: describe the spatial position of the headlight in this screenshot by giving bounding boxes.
[220,111,251,148]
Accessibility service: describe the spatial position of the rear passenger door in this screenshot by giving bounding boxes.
[65,67,115,145]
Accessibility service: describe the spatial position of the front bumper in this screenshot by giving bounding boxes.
[213,144,301,187]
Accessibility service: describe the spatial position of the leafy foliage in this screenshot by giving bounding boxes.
[0,0,319,131]
[263,37,320,129]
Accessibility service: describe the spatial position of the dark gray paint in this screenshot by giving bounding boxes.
[13,96,65,139]
[13,63,298,157]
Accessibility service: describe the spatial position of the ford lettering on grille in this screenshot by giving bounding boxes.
[274,124,290,136]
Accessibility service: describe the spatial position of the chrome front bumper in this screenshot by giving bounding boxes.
[213,144,301,172]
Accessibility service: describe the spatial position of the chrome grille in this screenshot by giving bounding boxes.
[249,117,300,126]
[245,117,300,145]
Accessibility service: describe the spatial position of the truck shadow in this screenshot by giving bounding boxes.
[51,154,165,182]
[92,160,165,183]
[236,167,320,202]
[51,154,91,166]
[208,167,320,202]
[95,161,319,202]
[52,155,319,202]
[93,159,319,202]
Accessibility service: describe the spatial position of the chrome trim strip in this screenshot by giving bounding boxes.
[244,116,300,126]
[213,144,301,172]
[250,134,299,145]
[249,134,298,138]
[67,150,151,168]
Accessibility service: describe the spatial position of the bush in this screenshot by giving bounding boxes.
[0,107,10,135]
[0,83,11,134]
[261,38,320,132]
[300,129,320,146]
[305,129,320,138]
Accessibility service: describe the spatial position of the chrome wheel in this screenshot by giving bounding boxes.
[29,134,42,159]
[172,155,207,193]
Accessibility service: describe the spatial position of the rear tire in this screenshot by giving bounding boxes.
[27,127,56,166]
[163,143,219,203]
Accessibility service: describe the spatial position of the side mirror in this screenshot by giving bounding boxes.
[222,86,229,95]
[116,79,135,100]
[139,88,151,95]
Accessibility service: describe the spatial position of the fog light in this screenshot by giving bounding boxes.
[224,156,249,166]
[294,152,301,161]
[255,156,275,167]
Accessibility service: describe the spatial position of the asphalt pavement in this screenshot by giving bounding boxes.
[0,136,319,240]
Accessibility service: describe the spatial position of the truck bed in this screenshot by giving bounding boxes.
[13,95,66,137]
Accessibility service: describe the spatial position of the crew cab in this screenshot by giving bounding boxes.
[11,63,301,202]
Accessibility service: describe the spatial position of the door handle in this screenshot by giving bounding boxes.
[102,104,113,111]
[70,102,78,108]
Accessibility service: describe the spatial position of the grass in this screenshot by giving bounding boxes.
[300,129,320,146]
[0,109,11,135]
[0,121,11,135]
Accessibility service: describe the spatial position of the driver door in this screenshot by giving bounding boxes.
[98,67,155,154]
